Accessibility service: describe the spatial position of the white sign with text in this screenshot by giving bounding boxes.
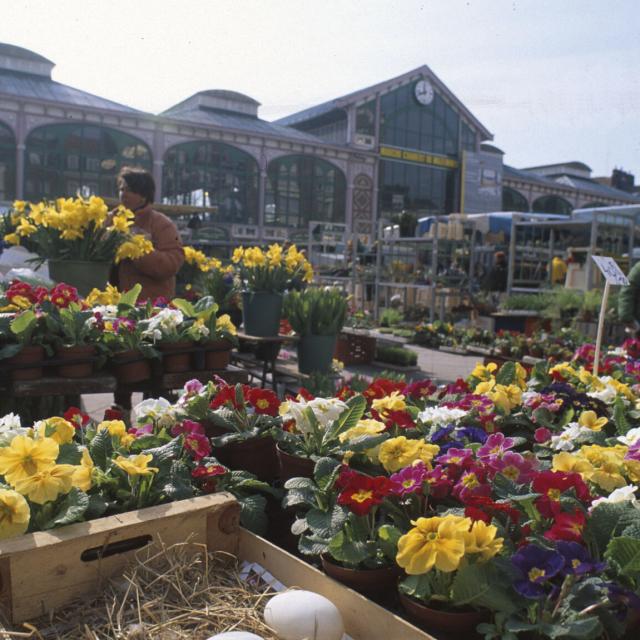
[591,256,629,286]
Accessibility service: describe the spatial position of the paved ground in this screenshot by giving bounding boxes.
[80,346,481,421]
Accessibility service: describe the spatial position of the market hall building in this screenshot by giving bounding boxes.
[0,42,637,247]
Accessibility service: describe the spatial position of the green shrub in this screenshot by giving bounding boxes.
[375,345,418,367]
[284,287,348,336]
[379,308,404,327]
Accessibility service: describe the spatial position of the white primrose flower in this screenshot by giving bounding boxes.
[587,377,619,405]
[417,406,468,428]
[0,413,28,446]
[618,427,640,447]
[133,397,175,427]
[279,396,348,435]
[591,485,640,511]
[549,423,591,452]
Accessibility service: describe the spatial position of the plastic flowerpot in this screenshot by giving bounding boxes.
[241,291,283,337]
[7,345,45,381]
[398,592,489,634]
[56,344,95,378]
[212,435,278,482]
[111,349,151,384]
[159,340,193,373]
[203,339,232,370]
[297,334,337,374]
[321,556,400,603]
[276,444,315,482]
[48,260,111,297]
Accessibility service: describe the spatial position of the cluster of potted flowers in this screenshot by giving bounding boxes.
[0,279,237,382]
[2,196,154,295]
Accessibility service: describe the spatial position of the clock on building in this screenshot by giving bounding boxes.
[414,79,434,105]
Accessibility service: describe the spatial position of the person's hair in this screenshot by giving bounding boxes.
[117,167,155,204]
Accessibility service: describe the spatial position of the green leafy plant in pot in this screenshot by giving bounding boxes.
[284,287,347,374]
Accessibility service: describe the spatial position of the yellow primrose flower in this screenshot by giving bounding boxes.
[552,452,594,476]
[372,391,406,416]
[85,284,121,306]
[577,368,605,390]
[8,295,31,310]
[579,445,628,492]
[609,379,634,401]
[36,417,75,445]
[114,454,159,476]
[0,436,59,485]
[396,515,472,574]
[14,464,76,504]
[339,419,386,443]
[470,362,497,381]
[549,362,577,378]
[514,363,528,390]
[475,379,496,394]
[624,459,640,484]
[578,411,608,432]
[378,436,439,473]
[97,420,127,439]
[216,314,237,336]
[0,488,30,540]
[463,520,504,561]
[71,448,94,492]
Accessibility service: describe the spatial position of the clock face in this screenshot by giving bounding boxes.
[415,79,434,105]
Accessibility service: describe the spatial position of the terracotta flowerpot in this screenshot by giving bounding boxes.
[159,340,193,373]
[7,345,45,381]
[322,556,400,602]
[56,344,95,378]
[276,444,315,482]
[112,349,151,384]
[212,435,278,482]
[398,592,489,635]
[204,339,232,370]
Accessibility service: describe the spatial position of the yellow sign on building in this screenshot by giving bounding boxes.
[379,145,459,169]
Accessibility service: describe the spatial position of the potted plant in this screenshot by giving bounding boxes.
[177,381,281,482]
[232,243,313,337]
[284,287,347,374]
[140,306,193,373]
[4,197,155,296]
[171,296,237,371]
[0,309,48,381]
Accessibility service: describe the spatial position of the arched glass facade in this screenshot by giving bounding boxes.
[532,195,572,215]
[0,121,16,201]
[582,201,607,209]
[163,141,259,225]
[380,84,459,156]
[502,187,529,212]
[265,155,346,228]
[25,124,151,200]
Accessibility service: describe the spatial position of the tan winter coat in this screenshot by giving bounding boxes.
[115,205,184,301]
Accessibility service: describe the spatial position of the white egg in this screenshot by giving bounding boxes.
[207,633,265,640]
[264,590,344,640]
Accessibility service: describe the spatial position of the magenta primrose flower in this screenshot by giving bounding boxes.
[183,432,211,460]
[390,462,429,496]
[477,432,515,459]
[113,317,136,333]
[488,451,538,483]
[128,423,153,437]
[534,427,552,443]
[184,379,204,395]
[171,419,205,437]
[453,466,490,502]
[437,447,474,467]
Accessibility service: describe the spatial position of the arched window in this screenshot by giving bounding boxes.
[265,155,346,228]
[163,141,259,225]
[532,195,572,215]
[24,124,151,200]
[581,201,607,209]
[502,187,529,212]
[0,121,16,201]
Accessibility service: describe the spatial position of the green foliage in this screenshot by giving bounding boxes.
[379,307,403,327]
[375,345,418,367]
[284,287,348,336]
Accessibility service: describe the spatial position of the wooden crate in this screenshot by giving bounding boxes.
[239,529,436,640]
[334,332,377,365]
[0,493,240,623]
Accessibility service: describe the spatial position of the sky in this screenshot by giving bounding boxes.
[1,0,639,179]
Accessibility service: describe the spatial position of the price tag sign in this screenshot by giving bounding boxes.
[591,256,629,286]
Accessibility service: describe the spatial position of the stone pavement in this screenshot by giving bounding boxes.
[80,346,482,421]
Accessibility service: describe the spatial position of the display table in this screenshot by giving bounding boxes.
[234,332,298,389]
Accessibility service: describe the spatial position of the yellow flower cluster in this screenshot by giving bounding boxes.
[372,392,406,418]
[0,429,98,538]
[85,284,122,306]
[553,444,640,492]
[396,515,503,574]
[475,379,523,414]
[378,436,440,473]
[97,420,136,447]
[183,246,223,272]
[232,243,314,283]
[115,234,154,263]
[216,313,237,336]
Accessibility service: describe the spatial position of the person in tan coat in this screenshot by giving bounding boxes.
[113,167,184,301]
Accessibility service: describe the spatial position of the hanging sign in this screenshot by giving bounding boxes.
[591,256,629,286]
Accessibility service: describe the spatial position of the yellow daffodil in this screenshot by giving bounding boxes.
[267,243,283,267]
[0,488,30,540]
[114,454,159,476]
[71,448,94,492]
[115,234,154,263]
[3,232,20,245]
[16,218,37,237]
[578,411,608,432]
[463,520,503,561]
[231,247,245,263]
[12,200,26,213]
[14,464,76,504]
[396,515,471,574]
[36,417,75,445]
[85,284,121,306]
[0,436,59,485]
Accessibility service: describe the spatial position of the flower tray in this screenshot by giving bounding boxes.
[0,493,239,623]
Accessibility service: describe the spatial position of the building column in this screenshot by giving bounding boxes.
[15,143,25,199]
[152,127,164,201]
[258,151,268,238]
[153,160,164,201]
